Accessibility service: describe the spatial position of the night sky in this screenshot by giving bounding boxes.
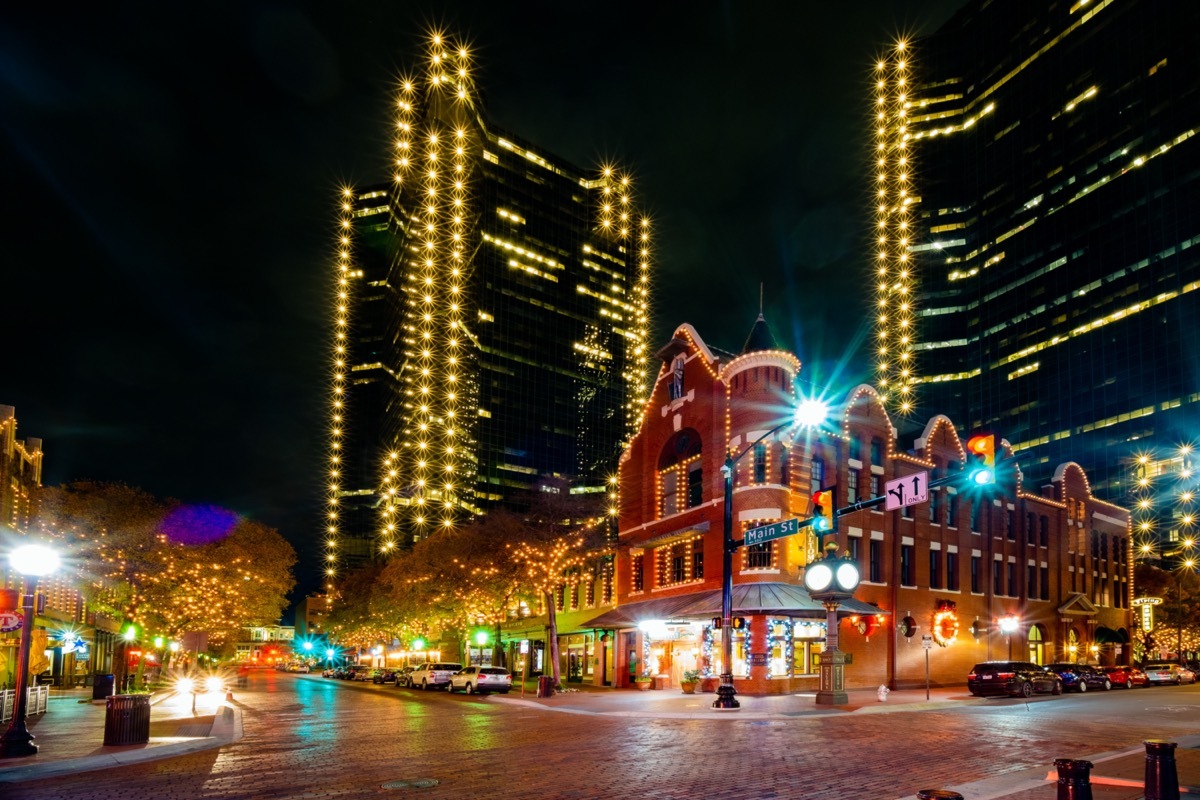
[2,1,963,599]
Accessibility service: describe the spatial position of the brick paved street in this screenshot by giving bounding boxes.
[6,672,1200,800]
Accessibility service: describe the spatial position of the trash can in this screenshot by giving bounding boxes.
[104,694,151,746]
[536,675,555,698]
[93,674,115,701]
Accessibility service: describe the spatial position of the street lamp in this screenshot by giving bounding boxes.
[803,543,861,704]
[715,400,827,710]
[999,615,1020,660]
[1,543,61,758]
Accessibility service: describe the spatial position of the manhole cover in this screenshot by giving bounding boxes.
[381,779,440,790]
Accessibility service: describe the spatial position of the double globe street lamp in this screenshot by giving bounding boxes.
[1,543,61,758]
[802,543,861,705]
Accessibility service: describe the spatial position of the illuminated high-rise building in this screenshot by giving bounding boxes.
[873,1,1200,515]
[322,32,650,588]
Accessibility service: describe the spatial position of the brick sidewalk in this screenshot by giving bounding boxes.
[0,685,237,783]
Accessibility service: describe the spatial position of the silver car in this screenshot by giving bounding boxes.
[1143,662,1198,685]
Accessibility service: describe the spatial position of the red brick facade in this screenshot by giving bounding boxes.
[610,323,1133,694]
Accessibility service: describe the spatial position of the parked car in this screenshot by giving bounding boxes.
[395,666,417,688]
[372,669,397,684]
[1143,662,1198,685]
[967,661,1062,698]
[448,666,512,695]
[1044,663,1111,692]
[352,666,376,681]
[342,665,370,681]
[322,667,337,678]
[1100,665,1147,689]
[409,662,462,690]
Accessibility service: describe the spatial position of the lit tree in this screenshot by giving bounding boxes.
[35,482,296,674]
[1134,560,1200,659]
[503,478,609,688]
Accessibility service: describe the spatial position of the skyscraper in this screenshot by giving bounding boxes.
[322,32,651,590]
[872,1,1200,524]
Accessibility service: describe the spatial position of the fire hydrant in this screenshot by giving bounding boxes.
[877,684,890,702]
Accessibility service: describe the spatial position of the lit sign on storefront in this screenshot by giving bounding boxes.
[1132,596,1162,631]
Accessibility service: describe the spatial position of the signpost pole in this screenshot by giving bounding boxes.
[921,633,933,701]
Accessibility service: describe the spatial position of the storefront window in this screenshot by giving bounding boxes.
[793,621,826,676]
[767,619,793,678]
[709,629,750,678]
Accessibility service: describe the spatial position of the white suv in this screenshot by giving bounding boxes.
[409,662,462,690]
[449,666,512,695]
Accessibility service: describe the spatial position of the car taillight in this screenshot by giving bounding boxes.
[967,672,977,680]
[997,672,1016,679]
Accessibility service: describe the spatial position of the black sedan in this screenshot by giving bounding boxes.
[968,661,1063,697]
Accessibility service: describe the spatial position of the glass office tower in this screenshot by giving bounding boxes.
[322,33,650,586]
[878,0,1200,511]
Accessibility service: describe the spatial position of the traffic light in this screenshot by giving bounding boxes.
[966,434,996,485]
[711,617,723,630]
[811,487,837,533]
[731,617,747,631]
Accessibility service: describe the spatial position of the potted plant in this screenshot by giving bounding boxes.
[634,675,653,691]
[680,669,701,694]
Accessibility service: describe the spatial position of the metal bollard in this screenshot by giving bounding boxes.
[1053,759,1094,800]
[917,791,963,800]
[1144,739,1180,800]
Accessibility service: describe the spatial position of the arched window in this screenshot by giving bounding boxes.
[1027,624,1046,665]
[658,429,703,518]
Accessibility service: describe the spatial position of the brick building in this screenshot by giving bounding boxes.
[606,320,1133,694]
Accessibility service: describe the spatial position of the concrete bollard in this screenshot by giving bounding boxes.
[1053,758,1094,800]
[916,791,963,800]
[1144,739,1180,800]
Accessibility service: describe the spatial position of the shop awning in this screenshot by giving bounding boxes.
[580,583,886,630]
[675,583,887,618]
[579,594,706,630]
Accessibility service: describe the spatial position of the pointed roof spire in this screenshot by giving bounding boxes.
[740,309,780,354]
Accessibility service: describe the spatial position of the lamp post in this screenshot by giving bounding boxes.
[1,544,61,758]
[714,400,826,711]
[803,543,861,704]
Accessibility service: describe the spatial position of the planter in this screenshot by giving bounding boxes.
[699,677,720,693]
[635,680,652,691]
[680,682,698,694]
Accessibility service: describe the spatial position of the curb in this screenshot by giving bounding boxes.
[0,703,244,784]
[487,694,986,719]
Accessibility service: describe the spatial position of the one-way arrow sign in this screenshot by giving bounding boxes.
[884,471,929,511]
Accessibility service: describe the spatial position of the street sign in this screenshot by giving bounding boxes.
[519,640,530,654]
[744,517,799,546]
[921,633,934,650]
[885,471,929,511]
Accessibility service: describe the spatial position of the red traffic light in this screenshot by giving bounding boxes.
[811,487,837,532]
[966,435,996,485]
